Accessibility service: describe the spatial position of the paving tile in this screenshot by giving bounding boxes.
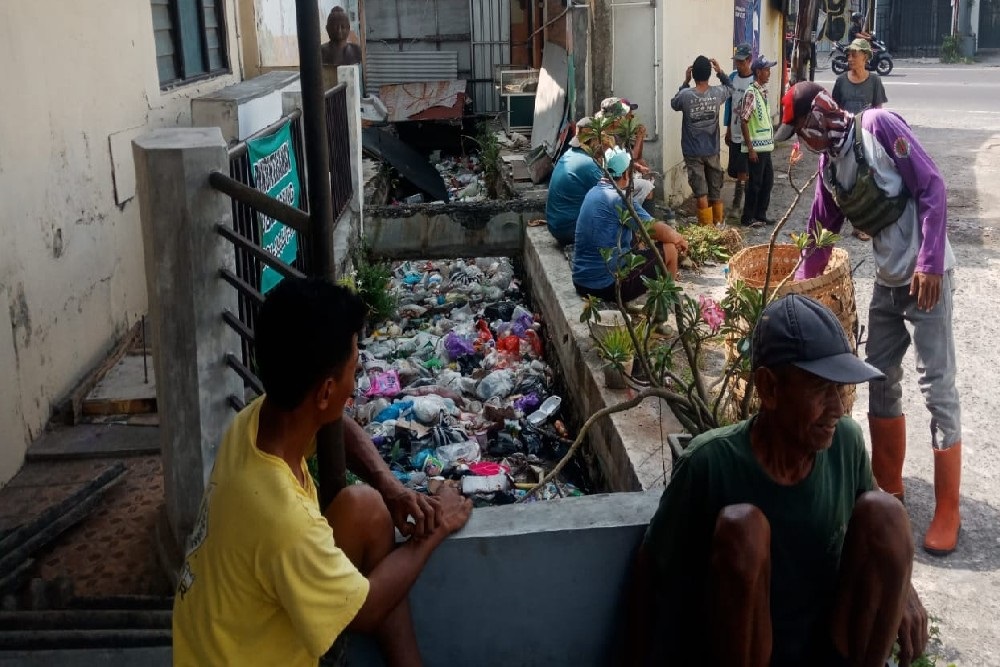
[26,456,171,598]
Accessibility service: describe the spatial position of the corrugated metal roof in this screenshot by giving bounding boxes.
[366,51,459,95]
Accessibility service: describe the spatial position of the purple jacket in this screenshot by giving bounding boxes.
[797,110,949,283]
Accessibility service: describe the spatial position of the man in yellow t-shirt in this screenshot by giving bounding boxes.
[173,278,473,666]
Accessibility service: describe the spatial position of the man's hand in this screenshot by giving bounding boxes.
[384,484,440,540]
[634,162,651,175]
[748,147,758,163]
[725,128,732,146]
[433,485,473,536]
[668,228,689,254]
[895,584,929,667]
[684,66,692,86]
[909,272,942,311]
[710,58,723,74]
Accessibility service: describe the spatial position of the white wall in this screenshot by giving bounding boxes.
[0,0,244,486]
[638,0,783,203]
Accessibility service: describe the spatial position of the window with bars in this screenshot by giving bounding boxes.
[151,0,229,87]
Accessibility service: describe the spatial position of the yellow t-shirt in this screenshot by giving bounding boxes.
[172,397,369,666]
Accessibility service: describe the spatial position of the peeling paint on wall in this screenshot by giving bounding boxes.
[8,283,32,352]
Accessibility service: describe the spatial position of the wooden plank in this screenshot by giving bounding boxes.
[52,322,143,426]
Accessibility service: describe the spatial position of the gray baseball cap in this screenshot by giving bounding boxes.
[751,294,885,384]
[733,43,752,60]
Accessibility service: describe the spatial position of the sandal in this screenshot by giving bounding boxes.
[852,229,872,241]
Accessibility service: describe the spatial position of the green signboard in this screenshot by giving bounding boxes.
[248,121,301,294]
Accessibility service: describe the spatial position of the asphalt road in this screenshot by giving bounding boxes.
[709,61,1000,665]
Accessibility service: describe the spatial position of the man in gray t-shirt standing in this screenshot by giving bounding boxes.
[671,55,733,226]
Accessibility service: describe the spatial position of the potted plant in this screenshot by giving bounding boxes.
[596,325,635,390]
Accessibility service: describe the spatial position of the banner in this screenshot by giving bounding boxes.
[247,121,301,294]
[734,0,762,57]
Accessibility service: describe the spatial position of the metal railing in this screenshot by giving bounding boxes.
[325,83,354,220]
[211,111,311,411]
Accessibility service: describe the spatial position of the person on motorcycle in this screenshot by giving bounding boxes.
[848,11,872,43]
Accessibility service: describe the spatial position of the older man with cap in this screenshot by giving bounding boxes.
[597,97,656,207]
[723,43,756,216]
[738,54,779,228]
[572,146,687,301]
[832,39,888,116]
[627,293,929,667]
[545,117,604,245]
[774,82,963,558]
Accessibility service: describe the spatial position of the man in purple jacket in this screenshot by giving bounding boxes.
[774,82,962,557]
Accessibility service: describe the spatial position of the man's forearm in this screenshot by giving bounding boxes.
[349,526,445,633]
[344,415,397,493]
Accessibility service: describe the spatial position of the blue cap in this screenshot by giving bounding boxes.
[751,294,884,384]
[751,55,778,72]
[604,146,632,178]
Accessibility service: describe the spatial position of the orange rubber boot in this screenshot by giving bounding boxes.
[711,201,724,225]
[924,443,962,556]
[868,414,906,501]
[696,206,714,227]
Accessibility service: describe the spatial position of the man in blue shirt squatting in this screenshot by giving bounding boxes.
[545,116,605,245]
[571,146,688,303]
[627,294,930,667]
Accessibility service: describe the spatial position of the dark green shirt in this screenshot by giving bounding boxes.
[644,416,874,666]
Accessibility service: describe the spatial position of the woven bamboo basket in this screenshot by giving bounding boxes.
[726,244,859,411]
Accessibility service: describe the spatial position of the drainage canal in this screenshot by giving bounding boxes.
[349,255,591,506]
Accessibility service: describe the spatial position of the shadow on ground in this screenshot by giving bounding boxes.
[903,476,1000,572]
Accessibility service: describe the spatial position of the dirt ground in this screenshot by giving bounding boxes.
[674,136,1000,665]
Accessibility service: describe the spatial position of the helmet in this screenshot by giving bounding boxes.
[851,12,863,22]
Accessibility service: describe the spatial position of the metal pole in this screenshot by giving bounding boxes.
[295,0,346,505]
[296,0,336,280]
[791,0,819,84]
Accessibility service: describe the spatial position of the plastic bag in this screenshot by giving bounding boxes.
[476,369,515,400]
[435,441,481,468]
[444,332,476,360]
[373,399,414,423]
[514,393,541,415]
[365,370,402,398]
[411,395,455,424]
[497,335,520,354]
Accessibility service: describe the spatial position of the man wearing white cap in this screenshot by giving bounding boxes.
[572,146,687,302]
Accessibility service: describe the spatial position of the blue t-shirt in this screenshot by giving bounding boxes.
[572,181,652,289]
[546,148,604,244]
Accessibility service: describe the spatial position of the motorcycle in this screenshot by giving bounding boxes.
[831,37,894,76]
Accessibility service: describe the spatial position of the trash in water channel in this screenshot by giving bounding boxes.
[347,256,588,506]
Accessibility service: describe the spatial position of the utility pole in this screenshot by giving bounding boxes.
[791,0,819,84]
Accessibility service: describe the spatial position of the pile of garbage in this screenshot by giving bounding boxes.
[351,257,586,506]
[423,132,529,204]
